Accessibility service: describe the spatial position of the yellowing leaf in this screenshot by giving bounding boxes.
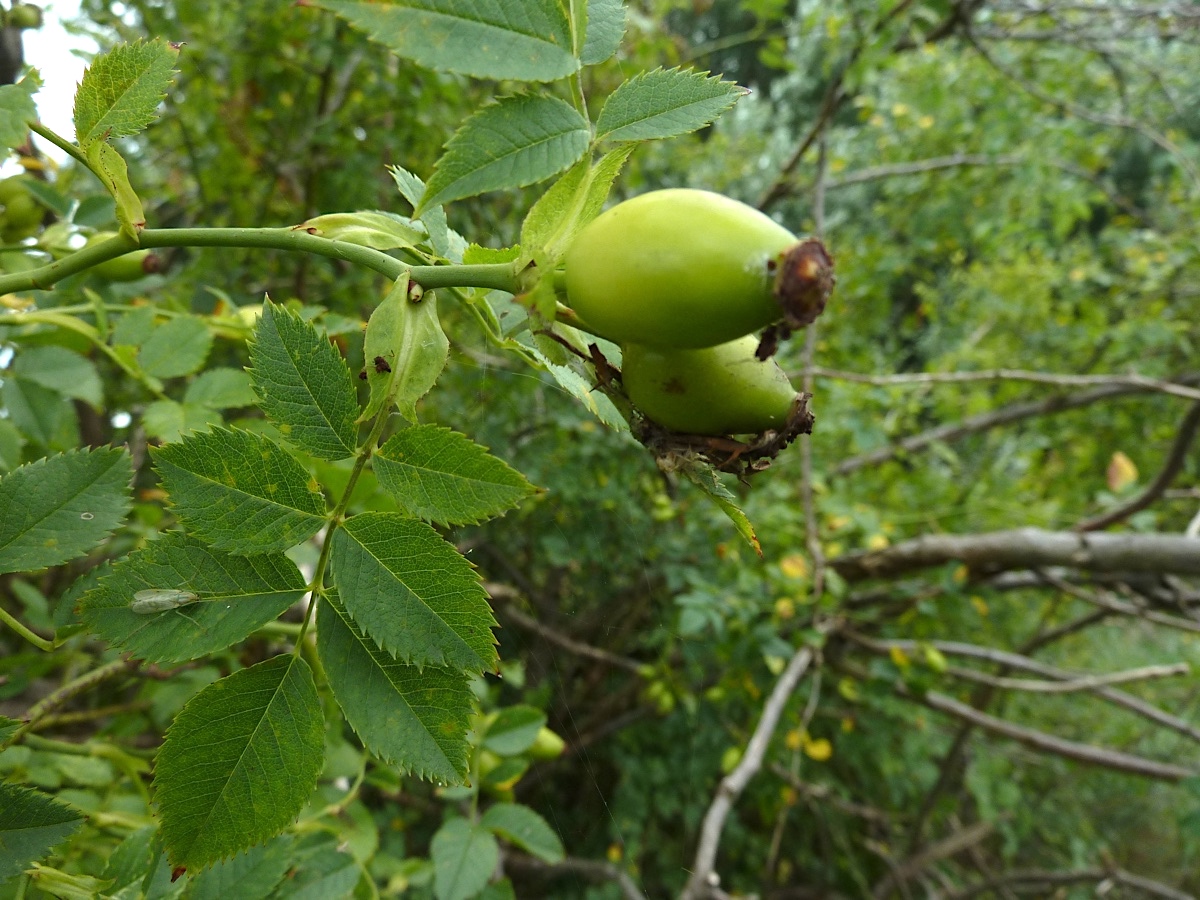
[779,554,809,580]
[841,716,855,733]
[785,728,803,752]
[889,646,910,668]
[774,598,796,620]
[837,678,860,702]
[1107,451,1138,492]
[866,533,889,551]
[803,737,832,761]
[971,596,989,617]
[720,746,741,774]
[607,843,623,863]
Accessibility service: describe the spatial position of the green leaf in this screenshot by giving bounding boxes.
[373,425,537,526]
[479,803,564,864]
[99,825,156,896]
[184,368,258,410]
[0,784,85,883]
[390,166,462,260]
[331,512,497,671]
[1,378,78,450]
[520,146,633,265]
[309,0,577,82]
[527,347,627,431]
[430,818,499,900]
[0,447,132,575]
[582,0,625,65]
[11,346,103,410]
[186,834,295,900]
[138,315,213,379]
[297,211,425,251]
[0,71,42,154]
[595,67,746,143]
[418,95,589,214]
[24,863,111,899]
[248,303,359,461]
[78,532,307,664]
[317,593,472,784]
[361,278,448,423]
[84,138,145,236]
[0,714,19,745]
[72,39,180,148]
[142,399,221,443]
[482,706,545,756]
[269,833,358,900]
[151,427,326,555]
[682,464,761,556]
[155,654,324,871]
[0,419,25,473]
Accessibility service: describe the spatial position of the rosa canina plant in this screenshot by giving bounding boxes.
[0,2,832,895]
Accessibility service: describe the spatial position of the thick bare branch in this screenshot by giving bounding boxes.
[1076,400,1200,531]
[833,375,1200,476]
[831,528,1200,581]
[904,687,1197,781]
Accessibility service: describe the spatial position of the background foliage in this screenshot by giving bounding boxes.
[2,1,1200,898]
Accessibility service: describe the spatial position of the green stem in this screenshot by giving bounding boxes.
[13,658,137,741]
[0,227,522,296]
[0,606,54,652]
[0,309,170,400]
[293,274,416,651]
[30,121,90,169]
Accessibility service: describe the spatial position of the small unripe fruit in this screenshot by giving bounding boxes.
[565,189,833,349]
[527,726,566,760]
[0,177,42,242]
[85,231,162,282]
[7,4,43,29]
[622,335,799,436]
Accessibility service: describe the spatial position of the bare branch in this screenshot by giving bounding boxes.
[871,820,996,898]
[903,687,1197,781]
[1037,572,1200,636]
[811,367,1200,402]
[768,764,893,823]
[486,584,645,675]
[943,662,1189,694]
[844,632,1200,745]
[946,867,1195,900]
[1076,400,1200,531]
[680,636,827,900]
[504,853,649,900]
[831,528,1200,581]
[825,153,1022,187]
[832,375,1200,476]
[965,28,1200,188]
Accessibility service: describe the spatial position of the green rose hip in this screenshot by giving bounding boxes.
[564,189,833,349]
[622,335,800,436]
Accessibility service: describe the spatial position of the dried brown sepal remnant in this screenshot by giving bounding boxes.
[751,238,837,361]
[635,392,814,478]
[775,238,835,328]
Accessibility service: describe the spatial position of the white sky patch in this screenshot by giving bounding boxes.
[21,0,95,163]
